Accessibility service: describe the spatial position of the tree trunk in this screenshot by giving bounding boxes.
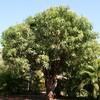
[45,75,57,100]
[44,59,61,100]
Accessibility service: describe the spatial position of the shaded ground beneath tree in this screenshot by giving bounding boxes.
[0,94,97,100]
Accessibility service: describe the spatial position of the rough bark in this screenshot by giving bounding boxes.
[44,68,57,100]
[44,59,61,100]
[45,76,57,100]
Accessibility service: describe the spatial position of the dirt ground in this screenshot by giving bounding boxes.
[0,94,93,100]
[0,95,75,100]
[0,94,46,100]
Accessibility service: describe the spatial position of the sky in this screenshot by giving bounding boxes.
[0,0,100,47]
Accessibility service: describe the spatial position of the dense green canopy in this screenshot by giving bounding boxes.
[1,6,100,99]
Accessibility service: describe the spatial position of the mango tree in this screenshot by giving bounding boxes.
[2,6,99,100]
[26,6,98,99]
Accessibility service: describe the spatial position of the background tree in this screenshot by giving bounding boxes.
[80,58,100,98]
[2,23,35,93]
[61,40,100,97]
